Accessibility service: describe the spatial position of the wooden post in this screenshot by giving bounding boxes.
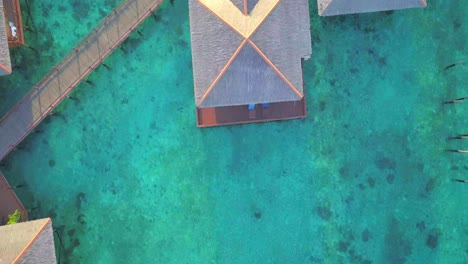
[24,43,36,51]
[444,61,465,71]
[443,97,467,104]
[447,149,468,154]
[448,135,468,140]
[120,45,126,53]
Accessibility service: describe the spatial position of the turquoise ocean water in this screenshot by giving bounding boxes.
[0,0,467,263]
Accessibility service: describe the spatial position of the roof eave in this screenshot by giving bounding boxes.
[318,0,428,17]
[0,63,11,75]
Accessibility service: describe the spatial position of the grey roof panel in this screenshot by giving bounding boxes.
[250,0,312,96]
[0,0,12,76]
[189,0,245,105]
[318,0,427,16]
[200,42,300,108]
[189,0,312,108]
[17,220,57,264]
[230,0,244,13]
[248,0,260,14]
[0,219,56,263]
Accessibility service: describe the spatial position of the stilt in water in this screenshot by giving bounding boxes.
[27,206,40,212]
[152,12,160,22]
[53,226,66,264]
[452,179,468,184]
[24,0,36,32]
[13,183,27,189]
[102,63,111,70]
[24,44,36,51]
[85,80,94,86]
[444,61,465,71]
[448,134,468,140]
[447,149,468,154]
[24,25,34,32]
[443,97,467,104]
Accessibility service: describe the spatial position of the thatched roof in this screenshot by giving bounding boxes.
[189,0,312,108]
[0,218,57,263]
[318,0,427,16]
[0,0,12,76]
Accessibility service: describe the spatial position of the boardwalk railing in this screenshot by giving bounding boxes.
[0,0,164,161]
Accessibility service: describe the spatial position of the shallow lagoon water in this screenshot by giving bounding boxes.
[0,0,467,263]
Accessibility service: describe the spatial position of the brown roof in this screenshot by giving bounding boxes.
[3,0,25,47]
[189,0,312,108]
[317,0,427,16]
[0,218,57,263]
[0,0,12,76]
[0,171,28,225]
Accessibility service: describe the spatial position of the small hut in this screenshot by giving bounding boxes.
[0,0,12,75]
[189,0,312,127]
[0,218,57,263]
[317,0,427,16]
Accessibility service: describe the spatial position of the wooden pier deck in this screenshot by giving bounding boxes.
[3,0,24,47]
[0,0,164,161]
[196,98,307,127]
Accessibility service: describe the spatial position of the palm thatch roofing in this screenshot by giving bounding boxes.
[0,0,12,76]
[189,0,312,108]
[0,218,57,264]
[317,0,427,16]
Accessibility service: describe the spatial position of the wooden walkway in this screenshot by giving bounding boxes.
[0,0,164,161]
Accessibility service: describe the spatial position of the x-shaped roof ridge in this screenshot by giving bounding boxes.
[195,0,302,107]
[196,0,281,38]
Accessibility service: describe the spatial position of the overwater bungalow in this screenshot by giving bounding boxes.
[317,0,427,16]
[0,171,28,225]
[3,0,24,47]
[189,0,312,127]
[0,0,12,75]
[0,0,24,75]
[0,218,57,263]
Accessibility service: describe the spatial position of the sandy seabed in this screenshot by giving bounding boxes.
[0,0,467,263]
